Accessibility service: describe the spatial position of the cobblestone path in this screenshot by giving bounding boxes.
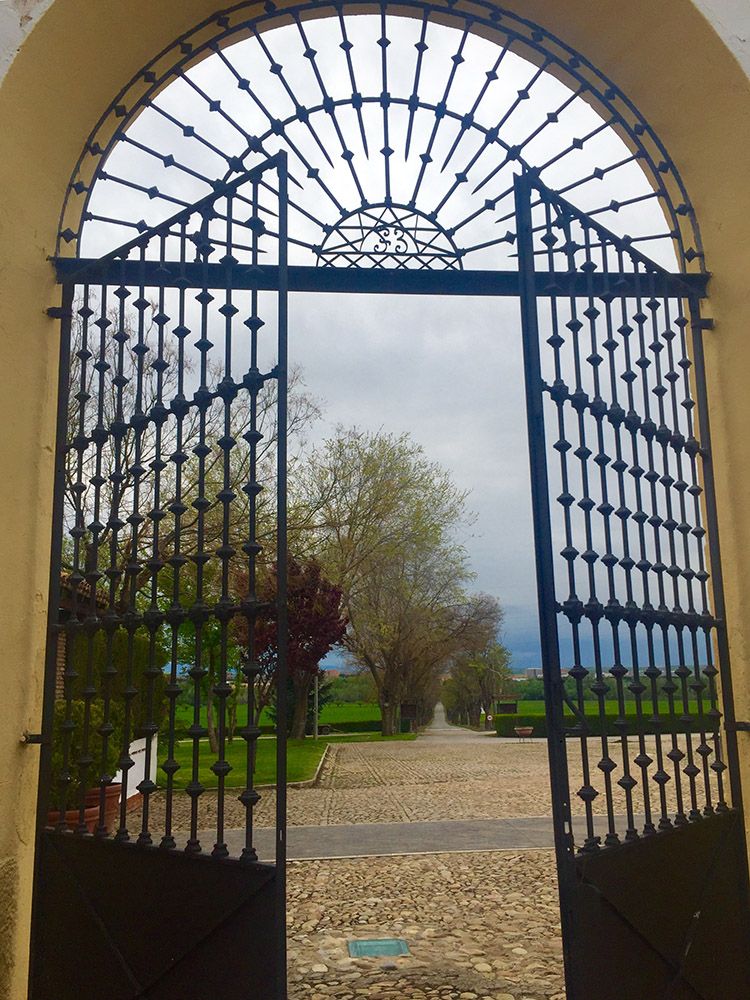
[288,850,564,1000]
[145,726,682,833]
[286,714,564,999]
[145,730,554,833]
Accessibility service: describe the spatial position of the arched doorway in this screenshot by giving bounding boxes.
[57,0,703,271]
[26,4,750,1000]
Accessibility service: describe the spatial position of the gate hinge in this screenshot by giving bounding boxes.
[725,721,750,733]
[46,306,73,320]
[696,317,714,331]
[20,732,45,746]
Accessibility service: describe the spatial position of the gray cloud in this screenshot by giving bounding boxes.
[291,290,541,668]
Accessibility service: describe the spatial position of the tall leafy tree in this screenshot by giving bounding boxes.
[234,556,348,739]
[443,639,513,727]
[300,428,500,734]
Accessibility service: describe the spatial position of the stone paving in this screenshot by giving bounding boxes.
[285,716,564,999]
[142,728,688,833]
[141,734,557,833]
[288,850,564,1000]
[128,711,713,996]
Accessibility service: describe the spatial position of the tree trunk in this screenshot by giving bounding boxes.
[228,670,243,743]
[289,675,312,740]
[380,698,398,736]
[228,698,237,744]
[206,694,218,754]
[206,648,218,754]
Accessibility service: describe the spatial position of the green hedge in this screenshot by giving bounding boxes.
[320,719,382,734]
[174,719,383,740]
[495,711,719,739]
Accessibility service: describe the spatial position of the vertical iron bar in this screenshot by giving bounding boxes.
[213,192,235,860]
[514,172,577,1000]
[241,176,263,863]
[162,222,189,850]
[275,153,289,1000]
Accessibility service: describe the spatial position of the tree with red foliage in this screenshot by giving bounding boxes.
[235,556,348,739]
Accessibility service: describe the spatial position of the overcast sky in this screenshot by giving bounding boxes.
[290,290,541,668]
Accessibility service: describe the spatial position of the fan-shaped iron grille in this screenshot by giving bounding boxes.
[58,0,703,274]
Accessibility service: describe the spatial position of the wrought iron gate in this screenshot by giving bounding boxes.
[515,172,750,999]
[31,138,750,1000]
[30,154,290,1000]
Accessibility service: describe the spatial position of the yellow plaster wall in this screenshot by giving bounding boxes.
[0,1,748,996]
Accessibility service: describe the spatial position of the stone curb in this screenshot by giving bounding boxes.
[285,845,553,863]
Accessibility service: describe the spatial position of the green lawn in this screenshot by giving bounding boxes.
[166,731,412,790]
[319,702,381,724]
[507,699,701,717]
[171,700,381,735]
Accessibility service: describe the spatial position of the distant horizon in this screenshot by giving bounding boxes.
[321,648,541,677]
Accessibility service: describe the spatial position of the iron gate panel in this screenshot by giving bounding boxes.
[32,835,279,1000]
[515,172,750,999]
[30,154,290,1000]
[572,810,750,1000]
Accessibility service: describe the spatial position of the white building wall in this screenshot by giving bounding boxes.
[693,0,750,75]
[0,0,53,83]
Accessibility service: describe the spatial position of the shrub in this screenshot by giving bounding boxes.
[49,699,123,805]
[494,711,720,739]
[66,628,169,733]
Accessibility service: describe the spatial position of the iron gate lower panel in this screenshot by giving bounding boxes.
[570,810,750,1000]
[31,834,280,1000]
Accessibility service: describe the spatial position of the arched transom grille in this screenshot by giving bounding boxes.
[60,1,703,272]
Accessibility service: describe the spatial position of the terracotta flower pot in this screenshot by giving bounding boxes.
[47,782,122,834]
[514,726,534,740]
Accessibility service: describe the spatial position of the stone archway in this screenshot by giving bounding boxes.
[2,2,750,997]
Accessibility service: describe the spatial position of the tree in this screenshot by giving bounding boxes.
[234,556,348,739]
[268,668,334,736]
[64,300,320,612]
[299,428,499,734]
[443,638,513,728]
[472,640,514,713]
[442,660,482,728]
[516,676,545,700]
[328,671,379,704]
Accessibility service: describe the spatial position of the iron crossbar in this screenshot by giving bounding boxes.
[53,258,709,299]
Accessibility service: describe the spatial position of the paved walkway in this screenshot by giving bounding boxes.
[217,705,554,861]
[239,710,555,859]
[284,711,565,999]
[229,815,555,861]
[288,849,564,1000]
[421,702,482,738]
